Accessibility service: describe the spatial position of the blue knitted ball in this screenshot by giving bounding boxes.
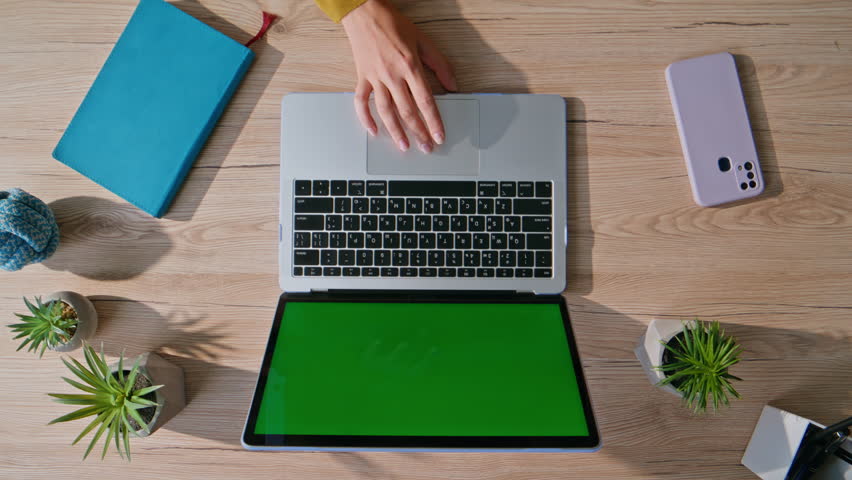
[0,189,60,271]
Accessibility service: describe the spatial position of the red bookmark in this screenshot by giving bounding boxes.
[245,11,277,47]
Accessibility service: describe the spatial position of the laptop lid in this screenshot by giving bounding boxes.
[242,292,600,452]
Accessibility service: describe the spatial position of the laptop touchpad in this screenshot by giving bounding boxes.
[367,99,480,176]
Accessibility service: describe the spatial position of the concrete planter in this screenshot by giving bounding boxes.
[44,291,98,353]
[634,319,696,397]
[110,352,186,436]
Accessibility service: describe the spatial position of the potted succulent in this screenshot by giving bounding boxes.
[8,292,98,356]
[48,344,186,460]
[635,319,743,413]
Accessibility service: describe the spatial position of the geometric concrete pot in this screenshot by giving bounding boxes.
[634,318,696,398]
[109,352,186,436]
[44,291,98,353]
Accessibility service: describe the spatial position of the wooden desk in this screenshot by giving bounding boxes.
[1,0,849,478]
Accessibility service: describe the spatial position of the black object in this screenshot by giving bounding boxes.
[786,416,852,480]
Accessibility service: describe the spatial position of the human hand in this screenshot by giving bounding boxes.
[341,0,457,153]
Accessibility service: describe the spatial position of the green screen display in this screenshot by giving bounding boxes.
[254,302,589,437]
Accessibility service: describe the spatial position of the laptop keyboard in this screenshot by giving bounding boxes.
[291,180,553,279]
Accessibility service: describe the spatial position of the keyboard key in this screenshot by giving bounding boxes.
[504,216,521,232]
[388,198,405,213]
[294,232,310,248]
[535,268,552,278]
[305,266,322,276]
[323,267,341,276]
[500,181,516,197]
[473,233,489,249]
[312,180,329,196]
[375,250,391,266]
[330,232,346,248]
[518,251,534,267]
[455,233,471,249]
[419,267,437,277]
[428,251,445,266]
[536,181,552,197]
[348,180,365,196]
[357,250,373,266]
[459,268,475,278]
[481,251,498,267]
[325,215,342,231]
[401,268,417,277]
[294,250,319,265]
[344,267,360,276]
[367,181,387,196]
[496,199,512,215]
[365,232,382,249]
[514,199,552,215]
[331,180,347,196]
[516,268,532,278]
[517,182,534,197]
[311,232,328,248]
[486,216,503,232]
[293,266,303,276]
[451,216,467,231]
[397,215,414,231]
[469,216,485,232]
[406,198,423,214]
[477,198,494,214]
[363,267,379,276]
[415,216,431,231]
[381,267,399,277]
[460,198,476,214]
[509,233,525,249]
[383,232,400,249]
[370,198,387,214]
[491,233,507,250]
[463,251,481,267]
[478,181,498,197]
[439,268,456,277]
[392,250,409,266]
[379,215,395,231]
[433,215,449,231]
[477,268,495,277]
[339,250,355,265]
[352,197,368,213]
[321,250,337,265]
[411,251,427,266]
[295,180,311,196]
[347,232,364,248]
[442,198,459,214]
[361,215,378,231]
[527,234,552,250]
[402,233,417,248]
[536,251,552,267]
[419,233,436,249]
[523,216,552,232]
[437,233,454,249]
[424,198,440,214]
[500,251,516,267]
[343,215,360,231]
[334,197,351,213]
[389,181,476,197]
[497,268,513,278]
[295,215,323,230]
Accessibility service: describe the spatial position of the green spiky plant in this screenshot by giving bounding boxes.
[8,296,78,357]
[48,343,163,460]
[656,320,743,413]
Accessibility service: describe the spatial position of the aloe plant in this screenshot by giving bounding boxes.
[48,344,163,460]
[657,320,743,413]
[8,296,78,357]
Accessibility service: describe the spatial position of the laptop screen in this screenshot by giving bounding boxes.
[243,295,598,450]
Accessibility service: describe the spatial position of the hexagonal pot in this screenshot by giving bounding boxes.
[44,291,98,353]
[109,352,186,436]
[634,318,696,397]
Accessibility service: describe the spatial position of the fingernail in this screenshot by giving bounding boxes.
[419,142,433,154]
[432,131,444,145]
[397,139,409,152]
[368,126,377,137]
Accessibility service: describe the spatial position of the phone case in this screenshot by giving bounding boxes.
[666,52,764,207]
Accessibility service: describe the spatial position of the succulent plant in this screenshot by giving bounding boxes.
[8,296,78,357]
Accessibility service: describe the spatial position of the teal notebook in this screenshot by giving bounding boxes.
[53,0,255,217]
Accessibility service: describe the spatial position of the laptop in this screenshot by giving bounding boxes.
[242,93,599,451]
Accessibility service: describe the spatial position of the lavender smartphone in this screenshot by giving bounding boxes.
[666,52,764,207]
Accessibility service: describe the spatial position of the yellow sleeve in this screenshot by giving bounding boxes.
[314,0,368,23]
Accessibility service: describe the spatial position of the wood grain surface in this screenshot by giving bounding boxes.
[1,0,850,478]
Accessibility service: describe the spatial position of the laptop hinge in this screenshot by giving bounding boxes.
[304,289,534,298]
